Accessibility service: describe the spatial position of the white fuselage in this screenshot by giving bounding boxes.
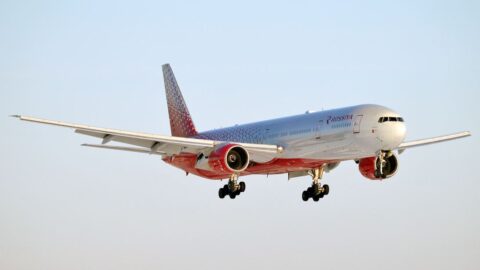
[198,104,407,161]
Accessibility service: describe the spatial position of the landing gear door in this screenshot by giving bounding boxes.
[353,115,363,134]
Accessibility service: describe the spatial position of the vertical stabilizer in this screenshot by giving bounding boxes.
[162,64,198,137]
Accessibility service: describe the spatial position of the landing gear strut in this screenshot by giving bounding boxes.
[302,166,330,202]
[218,174,246,199]
[375,150,393,179]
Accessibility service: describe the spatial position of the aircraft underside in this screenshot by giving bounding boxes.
[163,153,335,180]
[163,152,339,201]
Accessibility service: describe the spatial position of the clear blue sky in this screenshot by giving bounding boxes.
[1,1,479,269]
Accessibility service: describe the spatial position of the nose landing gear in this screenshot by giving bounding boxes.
[218,174,246,199]
[374,150,394,179]
[302,166,330,202]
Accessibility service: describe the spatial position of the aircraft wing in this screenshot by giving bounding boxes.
[13,115,283,162]
[81,144,167,155]
[396,131,471,153]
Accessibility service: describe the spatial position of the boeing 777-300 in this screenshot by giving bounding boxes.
[13,64,471,201]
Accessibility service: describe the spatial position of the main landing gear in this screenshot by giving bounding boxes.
[218,174,246,199]
[302,166,330,202]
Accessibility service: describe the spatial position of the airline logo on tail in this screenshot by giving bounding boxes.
[162,64,198,138]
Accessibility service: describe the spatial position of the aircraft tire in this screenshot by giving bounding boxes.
[239,182,246,193]
[219,188,226,199]
[323,185,330,196]
[302,191,309,201]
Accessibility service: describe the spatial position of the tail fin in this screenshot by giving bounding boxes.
[162,64,198,137]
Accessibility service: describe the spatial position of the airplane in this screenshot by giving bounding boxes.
[13,64,471,202]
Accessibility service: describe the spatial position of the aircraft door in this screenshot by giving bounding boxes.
[353,115,363,134]
[316,119,324,139]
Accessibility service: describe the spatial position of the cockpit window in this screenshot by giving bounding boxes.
[378,116,404,123]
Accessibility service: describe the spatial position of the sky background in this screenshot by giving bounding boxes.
[1,0,479,269]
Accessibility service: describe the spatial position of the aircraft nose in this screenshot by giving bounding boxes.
[394,123,407,144]
[379,123,407,150]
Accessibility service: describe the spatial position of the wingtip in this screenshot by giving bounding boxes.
[10,115,21,118]
[460,131,472,137]
[80,144,97,147]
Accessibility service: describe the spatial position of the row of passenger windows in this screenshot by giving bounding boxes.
[378,116,404,123]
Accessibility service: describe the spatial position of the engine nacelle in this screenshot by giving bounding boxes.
[358,153,398,180]
[206,144,250,173]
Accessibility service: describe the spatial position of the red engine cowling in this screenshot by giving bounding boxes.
[359,154,398,180]
[208,144,250,173]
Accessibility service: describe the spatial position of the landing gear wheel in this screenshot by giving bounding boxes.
[219,174,245,200]
[218,188,226,199]
[302,191,309,201]
[239,182,246,193]
[323,184,330,196]
[302,166,332,202]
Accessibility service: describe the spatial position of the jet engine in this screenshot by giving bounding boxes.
[206,144,250,173]
[358,153,398,180]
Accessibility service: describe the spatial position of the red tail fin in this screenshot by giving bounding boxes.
[162,64,198,137]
